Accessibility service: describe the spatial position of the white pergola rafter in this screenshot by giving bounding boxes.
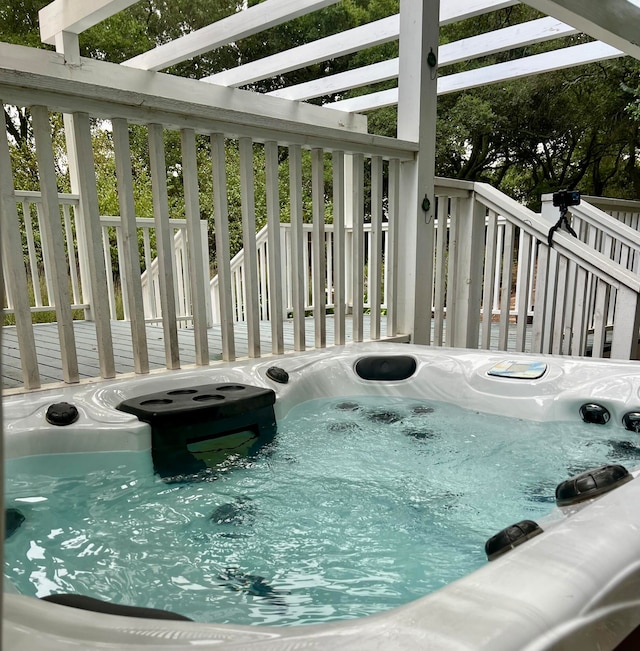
[122,0,343,72]
[324,40,623,113]
[525,0,640,59]
[268,17,577,101]
[202,0,517,87]
[33,0,640,120]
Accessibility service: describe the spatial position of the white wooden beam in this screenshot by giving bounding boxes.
[123,0,342,71]
[268,60,398,101]
[269,17,576,101]
[204,15,399,88]
[395,0,439,343]
[524,0,640,60]
[437,40,623,95]
[203,0,517,88]
[325,41,623,112]
[0,42,368,136]
[39,0,139,45]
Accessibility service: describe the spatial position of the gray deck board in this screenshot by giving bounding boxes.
[1,316,547,391]
[2,316,405,390]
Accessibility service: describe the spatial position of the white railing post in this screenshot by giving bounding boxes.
[32,105,80,384]
[112,118,149,374]
[611,285,640,360]
[396,0,439,343]
[0,117,40,389]
[181,128,210,365]
[454,190,485,348]
[148,123,180,369]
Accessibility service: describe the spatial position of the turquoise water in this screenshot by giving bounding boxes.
[5,396,640,626]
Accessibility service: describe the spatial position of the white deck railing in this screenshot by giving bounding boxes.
[3,193,211,327]
[209,222,392,323]
[1,82,415,389]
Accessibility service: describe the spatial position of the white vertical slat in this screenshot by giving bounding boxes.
[62,204,81,304]
[497,220,515,351]
[35,202,55,307]
[180,128,210,365]
[259,241,268,319]
[200,220,213,327]
[265,141,284,354]
[445,200,460,348]
[514,228,525,319]
[22,200,43,307]
[332,150,346,345]
[289,144,306,351]
[386,158,399,337]
[527,236,536,317]
[454,195,486,349]
[101,225,117,318]
[311,148,326,348]
[364,226,371,309]
[111,123,151,369]
[71,112,115,378]
[211,133,236,362]
[561,259,577,356]
[258,240,268,319]
[351,153,364,342]
[0,115,40,389]
[515,231,533,352]
[281,226,291,318]
[239,136,261,358]
[304,228,311,309]
[369,155,383,340]
[142,228,156,319]
[481,211,498,350]
[325,229,334,308]
[551,254,568,355]
[570,267,589,356]
[31,106,79,384]
[541,249,559,354]
[433,197,448,346]
[591,279,610,358]
[148,123,180,369]
[530,243,549,354]
[493,222,504,313]
[113,225,130,320]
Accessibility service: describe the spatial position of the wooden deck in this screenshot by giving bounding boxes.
[3,316,614,392]
[1,317,408,391]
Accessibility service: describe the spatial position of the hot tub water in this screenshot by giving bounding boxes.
[5,395,640,626]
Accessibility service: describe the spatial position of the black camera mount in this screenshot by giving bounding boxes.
[548,189,580,247]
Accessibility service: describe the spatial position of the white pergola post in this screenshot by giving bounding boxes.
[54,33,94,321]
[396,0,440,343]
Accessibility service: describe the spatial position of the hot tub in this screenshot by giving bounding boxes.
[4,343,640,650]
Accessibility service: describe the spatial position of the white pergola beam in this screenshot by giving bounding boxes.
[203,0,517,87]
[123,0,342,71]
[524,0,640,60]
[325,40,623,112]
[39,0,139,45]
[437,40,623,94]
[0,42,367,135]
[269,17,576,101]
[269,59,399,101]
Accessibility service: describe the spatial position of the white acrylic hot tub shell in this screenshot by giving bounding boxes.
[4,343,640,650]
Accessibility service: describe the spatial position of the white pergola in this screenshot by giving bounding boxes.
[38,0,640,114]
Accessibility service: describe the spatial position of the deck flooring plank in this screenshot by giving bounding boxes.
[3,317,533,391]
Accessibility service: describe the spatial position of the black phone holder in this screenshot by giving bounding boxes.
[548,190,580,247]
